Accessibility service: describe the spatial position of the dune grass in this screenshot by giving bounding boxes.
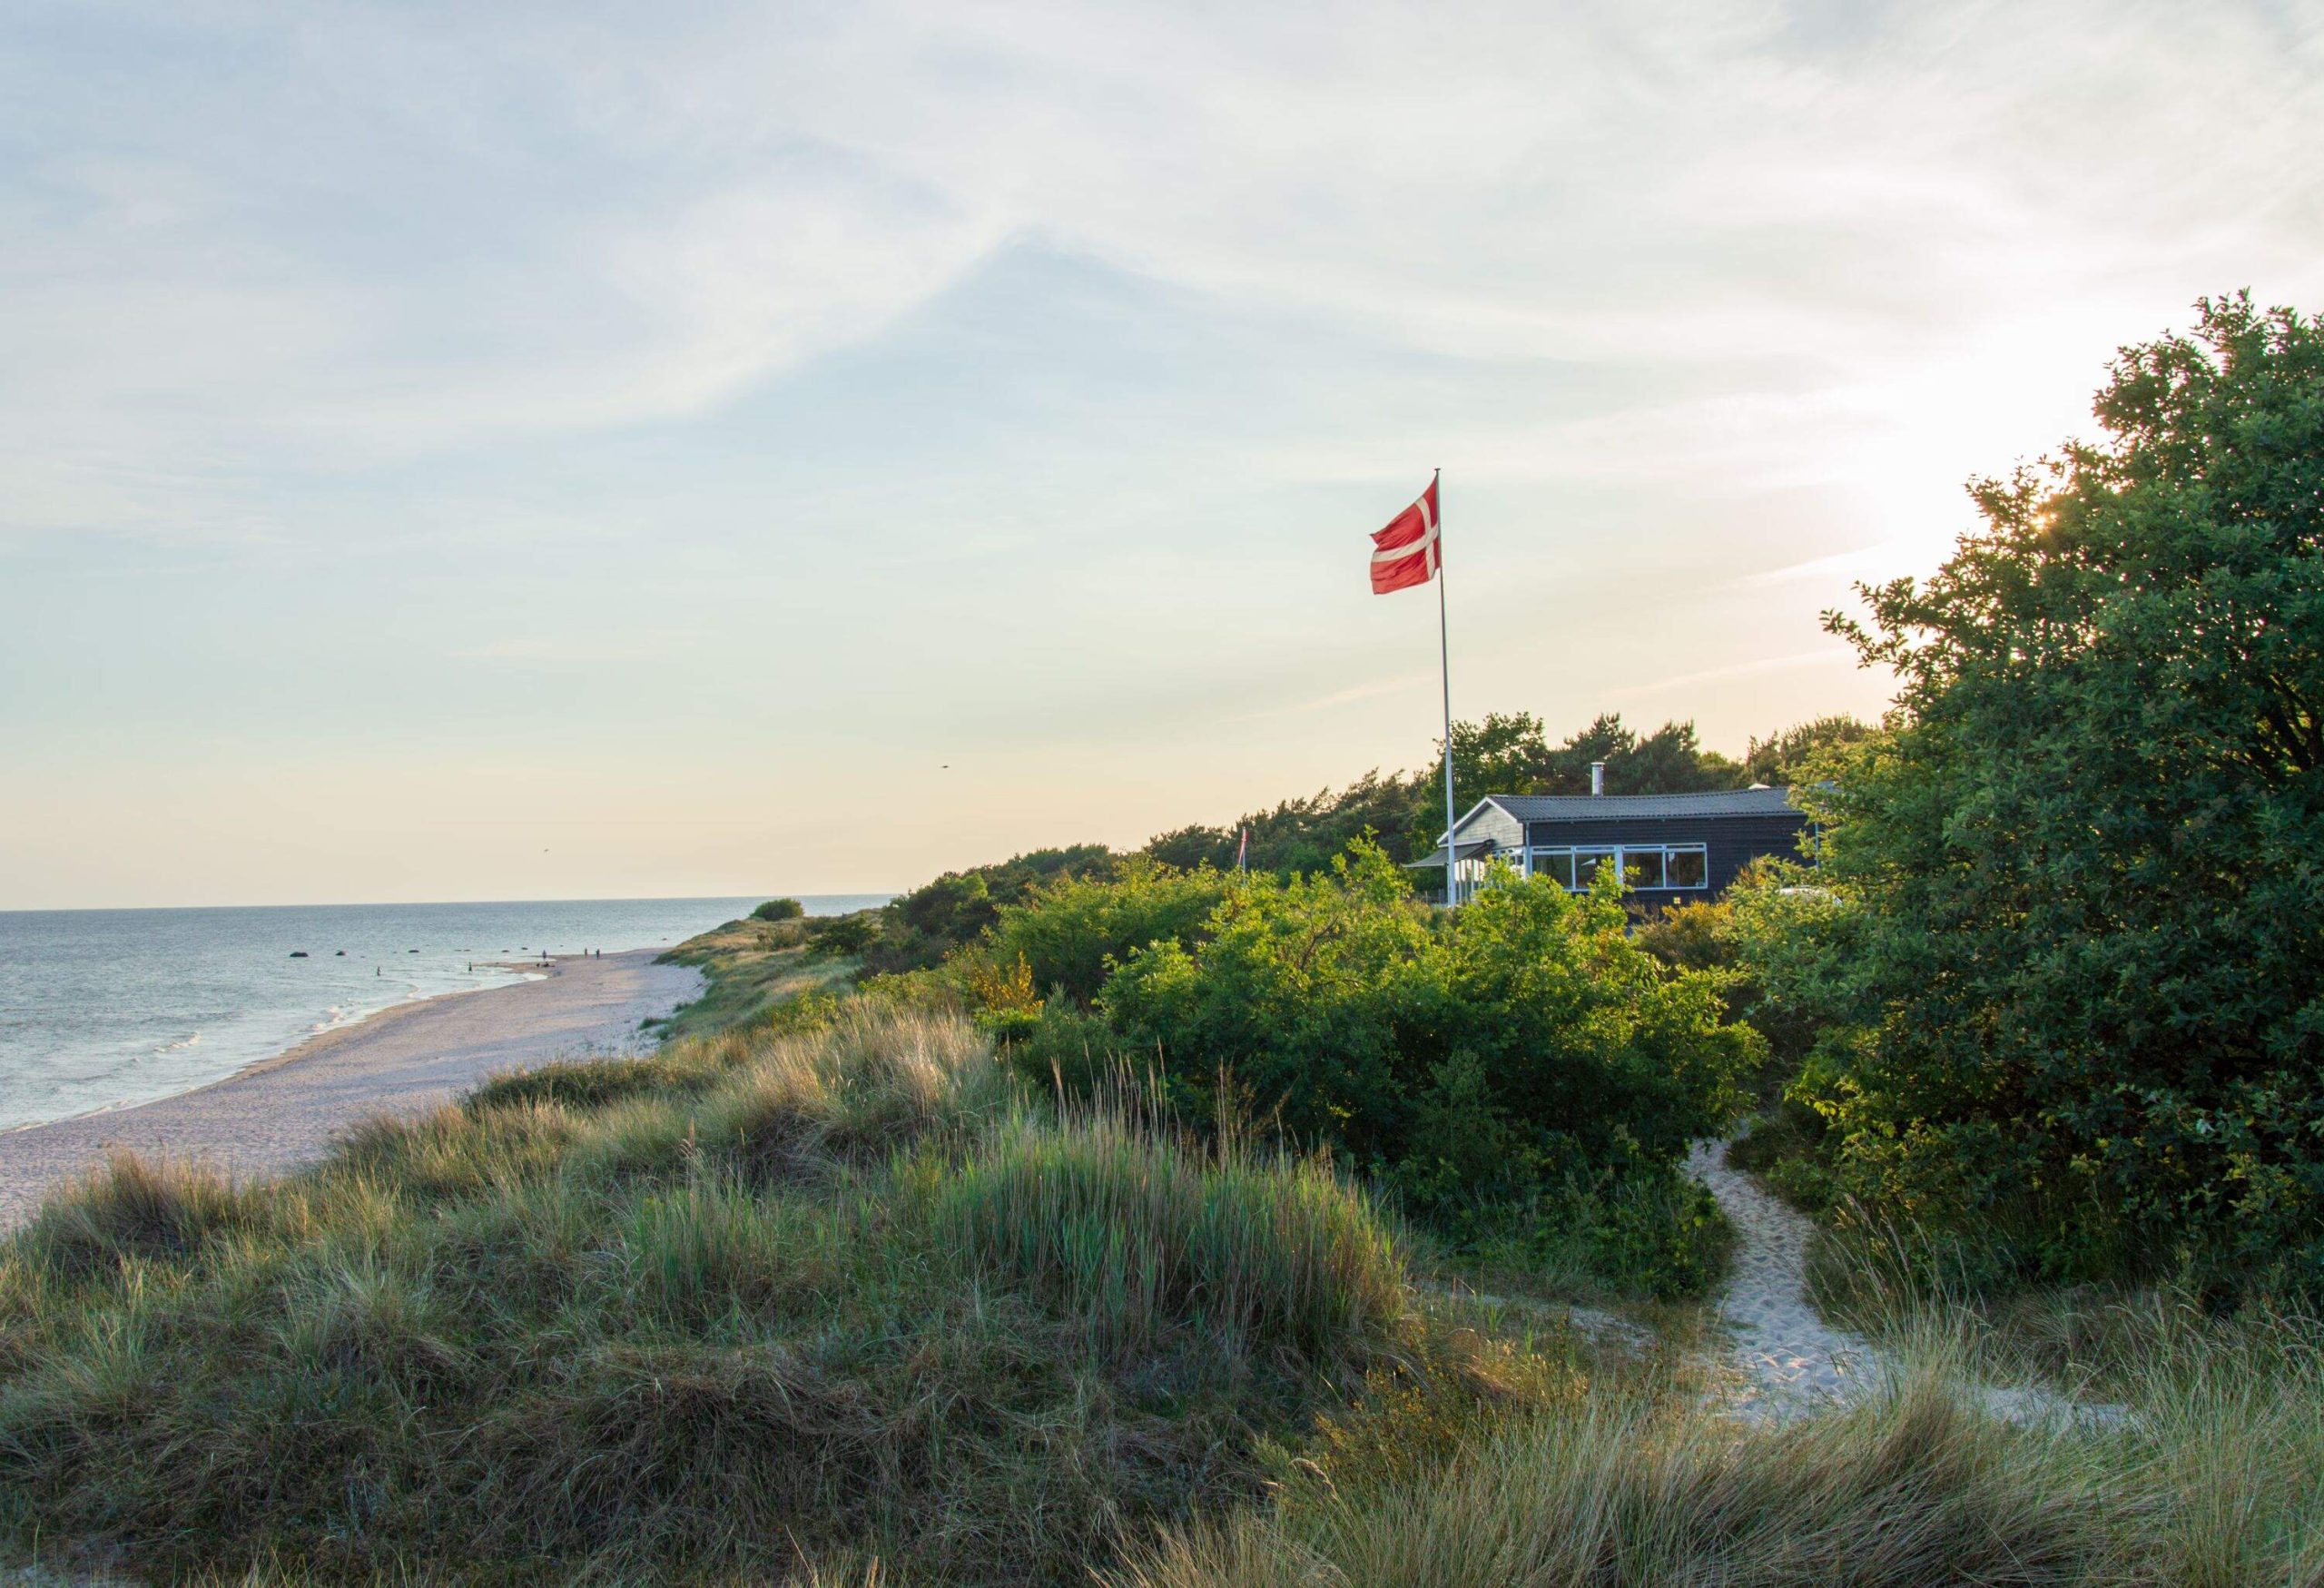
[0,1006,1413,1585]
[8,975,2320,1586]
[1801,1210,2324,1588]
[648,915,856,1041]
[1112,1311,2324,1588]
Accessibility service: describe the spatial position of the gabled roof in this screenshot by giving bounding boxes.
[1487,786,1802,824]
[1402,838,1502,869]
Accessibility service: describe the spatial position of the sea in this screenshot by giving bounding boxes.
[0,895,891,1131]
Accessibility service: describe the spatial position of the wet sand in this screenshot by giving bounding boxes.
[0,949,702,1231]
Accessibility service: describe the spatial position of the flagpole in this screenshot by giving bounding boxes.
[1434,468,1457,907]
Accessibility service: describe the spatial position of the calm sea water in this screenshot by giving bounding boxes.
[0,895,890,1130]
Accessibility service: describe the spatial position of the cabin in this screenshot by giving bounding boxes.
[1413,774,1809,907]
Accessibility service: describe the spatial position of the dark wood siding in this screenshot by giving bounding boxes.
[1521,812,1809,902]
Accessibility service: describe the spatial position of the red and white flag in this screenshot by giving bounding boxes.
[1369,474,1441,594]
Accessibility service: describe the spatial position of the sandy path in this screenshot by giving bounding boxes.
[1688,1139,2127,1428]
[0,949,702,1231]
[1687,1139,1890,1421]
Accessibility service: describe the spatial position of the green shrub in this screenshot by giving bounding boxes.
[806,912,881,956]
[1727,1100,1837,1212]
[751,897,806,922]
[1433,1163,1732,1303]
[1102,843,1757,1202]
[987,859,1229,1007]
[1000,1004,1144,1099]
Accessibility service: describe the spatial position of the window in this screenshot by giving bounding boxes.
[1527,843,1710,892]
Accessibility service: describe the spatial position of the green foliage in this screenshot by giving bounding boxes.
[1147,770,1429,877]
[998,1003,1144,1099]
[988,858,1231,1006]
[1101,844,1758,1204]
[749,897,806,922]
[870,844,1122,972]
[1146,712,1755,882]
[1757,293,2324,1297]
[1634,891,1826,1088]
[1448,1163,1734,1303]
[1395,712,1749,856]
[1743,714,1875,786]
[806,912,881,956]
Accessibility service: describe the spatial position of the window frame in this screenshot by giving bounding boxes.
[1525,841,1711,893]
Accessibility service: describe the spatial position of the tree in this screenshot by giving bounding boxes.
[1771,293,2324,1292]
[1147,770,1433,879]
[1742,715,1874,786]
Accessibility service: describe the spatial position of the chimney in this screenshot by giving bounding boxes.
[1590,761,1606,796]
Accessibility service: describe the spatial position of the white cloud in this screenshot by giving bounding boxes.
[5,0,2322,542]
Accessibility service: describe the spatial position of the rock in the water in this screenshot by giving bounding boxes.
[289,951,309,958]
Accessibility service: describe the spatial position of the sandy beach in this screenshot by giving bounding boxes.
[0,948,702,1231]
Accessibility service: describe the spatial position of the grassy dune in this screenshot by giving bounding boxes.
[5,965,2320,1584]
[1116,1324,2324,1588]
[0,1006,1415,1583]
[647,915,857,1041]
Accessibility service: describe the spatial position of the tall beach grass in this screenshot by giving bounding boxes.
[0,1006,1410,1585]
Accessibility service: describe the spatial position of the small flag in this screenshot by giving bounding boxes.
[1370,475,1441,594]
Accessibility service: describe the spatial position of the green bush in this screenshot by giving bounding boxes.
[750,897,806,922]
[1102,843,1757,1202]
[987,858,1230,1007]
[1000,1003,1144,1098]
[806,911,881,956]
[1443,1163,1733,1303]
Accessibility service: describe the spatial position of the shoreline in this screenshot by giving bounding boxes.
[228,959,555,1084]
[2,962,552,1137]
[0,948,703,1231]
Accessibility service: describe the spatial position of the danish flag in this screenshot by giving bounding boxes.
[1369,474,1441,594]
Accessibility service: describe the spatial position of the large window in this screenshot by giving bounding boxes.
[1528,843,1709,892]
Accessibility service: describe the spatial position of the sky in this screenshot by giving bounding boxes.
[4,1,2321,909]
